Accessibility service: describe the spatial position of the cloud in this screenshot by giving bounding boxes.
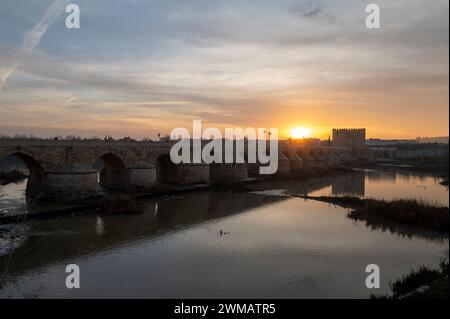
[0,0,69,92]
[0,0,448,138]
[290,3,322,18]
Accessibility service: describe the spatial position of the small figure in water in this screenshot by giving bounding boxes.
[219,229,230,236]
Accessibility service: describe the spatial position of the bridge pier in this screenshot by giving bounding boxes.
[26,171,46,199]
[128,165,156,189]
[45,167,100,201]
[340,154,353,165]
[279,151,303,178]
[301,156,315,169]
[327,155,338,167]
[275,153,291,178]
[210,163,248,183]
[314,158,329,169]
[173,163,210,184]
[289,153,303,175]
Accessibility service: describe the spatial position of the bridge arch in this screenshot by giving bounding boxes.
[93,153,129,190]
[0,152,46,198]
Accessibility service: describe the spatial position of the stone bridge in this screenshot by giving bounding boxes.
[0,139,354,202]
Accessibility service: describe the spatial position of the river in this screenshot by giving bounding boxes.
[0,167,448,298]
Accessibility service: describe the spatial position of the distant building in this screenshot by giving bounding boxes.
[332,128,371,160]
[366,137,448,147]
[416,136,449,144]
[365,139,417,147]
[159,135,171,142]
[288,137,321,146]
[370,143,449,161]
[332,128,366,150]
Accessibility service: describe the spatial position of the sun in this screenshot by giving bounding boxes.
[291,127,312,139]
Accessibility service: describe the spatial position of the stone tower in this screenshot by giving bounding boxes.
[332,128,366,150]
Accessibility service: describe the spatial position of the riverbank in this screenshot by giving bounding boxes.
[372,259,449,299]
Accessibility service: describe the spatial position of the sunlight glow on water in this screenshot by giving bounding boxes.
[308,169,448,206]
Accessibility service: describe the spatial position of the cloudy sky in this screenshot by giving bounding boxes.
[0,0,448,139]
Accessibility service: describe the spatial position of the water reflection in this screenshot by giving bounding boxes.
[96,216,105,236]
[1,168,447,218]
[0,192,285,279]
[0,168,448,299]
[305,168,448,206]
[331,171,365,197]
[0,192,446,299]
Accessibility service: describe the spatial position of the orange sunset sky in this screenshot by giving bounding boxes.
[0,0,448,140]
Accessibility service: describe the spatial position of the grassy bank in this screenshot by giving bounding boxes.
[349,198,448,233]
[296,196,449,234]
[0,170,28,185]
[372,259,449,299]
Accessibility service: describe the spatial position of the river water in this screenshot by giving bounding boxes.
[0,168,448,298]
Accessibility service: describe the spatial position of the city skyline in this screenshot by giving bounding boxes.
[0,0,449,140]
